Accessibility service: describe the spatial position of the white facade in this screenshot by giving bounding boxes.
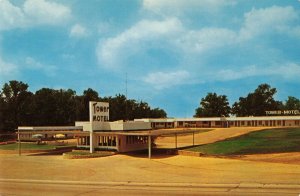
[137,116,300,128]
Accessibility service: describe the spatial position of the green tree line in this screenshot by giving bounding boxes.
[194,83,300,117]
[0,80,167,132]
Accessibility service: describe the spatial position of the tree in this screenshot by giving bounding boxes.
[79,88,100,121]
[102,94,127,121]
[101,94,167,121]
[150,108,167,118]
[0,90,4,131]
[33,88,78,126]
[194,93,231,117]
[284,96,300,110]
[232,83,282,116]
[1,80,32,131]
[55,89,77,125]
[0,80,168,130]
[33,88,59,126]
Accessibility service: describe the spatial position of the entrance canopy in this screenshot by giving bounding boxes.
[17,126,206,158]
[92,128,207,136]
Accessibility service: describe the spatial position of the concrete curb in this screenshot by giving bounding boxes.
[1,178,300,190]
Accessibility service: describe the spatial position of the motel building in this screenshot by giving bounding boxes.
[137,115,300,129]
[18,102,300,157]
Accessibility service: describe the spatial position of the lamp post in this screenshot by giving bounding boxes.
[17,128,21,156]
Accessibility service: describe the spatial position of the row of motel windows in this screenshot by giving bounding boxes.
[230,120,300,126]
[176,120,300,127]
[151,122,174,127]
[126,136,148,145]
[78,135,148,146]
[79,136,116,146]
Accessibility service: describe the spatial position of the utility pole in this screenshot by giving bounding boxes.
[125,72,128,121]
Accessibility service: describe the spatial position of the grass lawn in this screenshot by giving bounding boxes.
[0,143,62,150]
[187,128,300,156]
[63,150,115,159]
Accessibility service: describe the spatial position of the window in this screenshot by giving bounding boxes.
[265,121,269,126]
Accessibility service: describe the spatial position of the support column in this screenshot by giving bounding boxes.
[116,136,119,151]
[90,132,94,153]
[175,133,177,149]
[192,132,195,146]
[148,135,151,159]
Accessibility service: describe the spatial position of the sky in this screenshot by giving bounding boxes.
[0,0,300,117]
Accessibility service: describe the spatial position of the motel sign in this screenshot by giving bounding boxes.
[265,110,300,115]
[89,101,109,123]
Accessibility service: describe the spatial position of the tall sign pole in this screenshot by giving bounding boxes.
[89,102,94,154]
[89,101,110,153]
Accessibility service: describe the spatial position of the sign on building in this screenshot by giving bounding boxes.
[265,110,300,115]
[89,101,109,123]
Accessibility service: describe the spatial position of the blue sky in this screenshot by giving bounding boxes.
[1,0,300,117]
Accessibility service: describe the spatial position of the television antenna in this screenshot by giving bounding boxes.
[125,72,128,121]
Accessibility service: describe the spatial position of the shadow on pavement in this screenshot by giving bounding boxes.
[122,148,178,159]
[27,149,73,156]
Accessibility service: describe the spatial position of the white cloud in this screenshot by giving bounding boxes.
[143,0,236,15]
[143,70,190,89]
[25,57,43,69]
[70,24,88,38]
[214,63,300,82]
[96,18,183,69]
[97,18,238,69]
[0,55,17,80]
[239,6,298,41]
[269,63,300,79]
[24,0,71,25]
[288,26,300,37]
[0,0,25,30]
[214,65,260,81]
[0,0,71,31]
[98,22,113,35]
[176,28,237,53]
[96,4,300,89]
[25,57,57,76]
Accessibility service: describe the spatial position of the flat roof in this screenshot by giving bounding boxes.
[17,126,83,131]
[92,128,209,136]
[17,128,208,137]
[140,116,300,122]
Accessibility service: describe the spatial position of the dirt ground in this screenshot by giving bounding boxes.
[156,127,266,148]
[236,152,300,164]
[0,127,299,186]
[0,152,300,186]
